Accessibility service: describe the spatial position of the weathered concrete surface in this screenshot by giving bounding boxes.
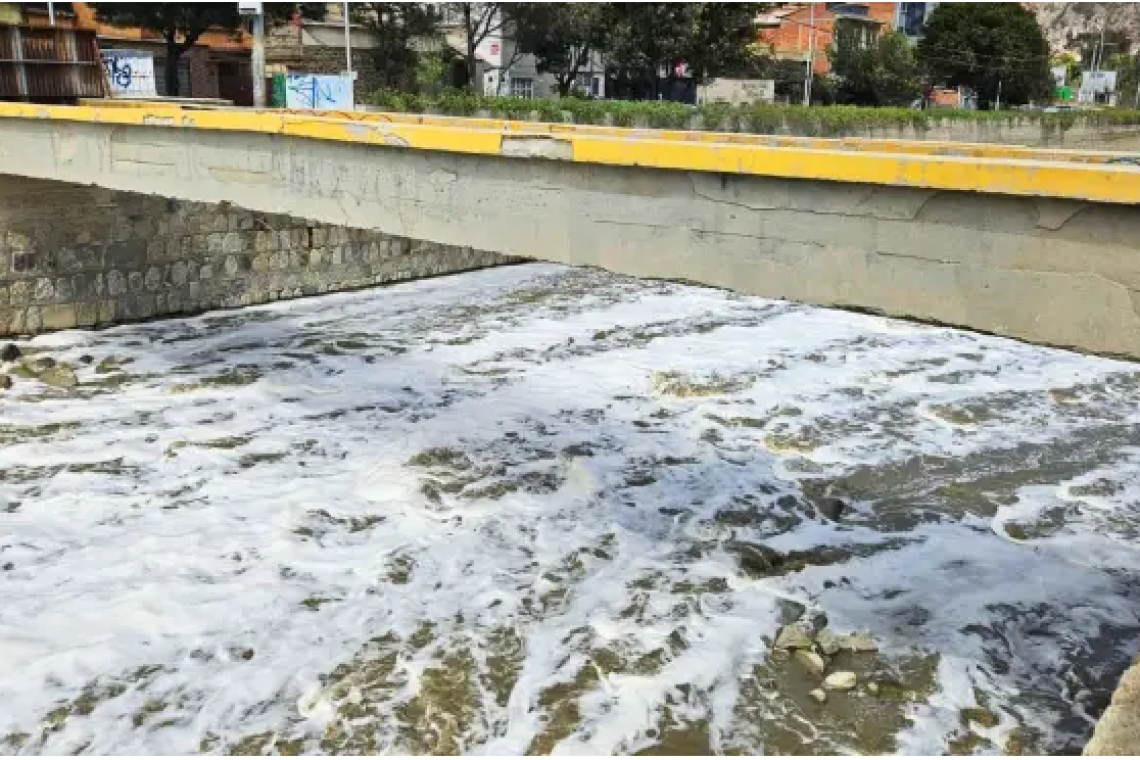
[1086,659,1140,755]
[0,176,513,334]
[1,118,1139,356]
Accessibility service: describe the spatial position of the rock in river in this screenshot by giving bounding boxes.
[774,624,813,651]
[809,688,828,704]
[838,632,878,652]
[823,671,858,691]
[38,364,78,389]
[816,497,849,521]
[816,628,841,656]
[0,343,19,363]
[794,649,826,677]
[729,541,785,576]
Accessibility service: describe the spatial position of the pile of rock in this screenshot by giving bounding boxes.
[773,621,879,704]
[0,343,80,390]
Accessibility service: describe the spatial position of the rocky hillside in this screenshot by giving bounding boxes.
[1028,3,1140,53]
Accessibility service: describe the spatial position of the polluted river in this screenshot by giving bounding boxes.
[1,263,1138,755]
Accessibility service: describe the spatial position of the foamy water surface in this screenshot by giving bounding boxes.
[1,264,1139,754]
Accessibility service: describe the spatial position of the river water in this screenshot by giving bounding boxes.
[1,263,1139,755]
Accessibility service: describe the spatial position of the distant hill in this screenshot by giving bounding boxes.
[1027,2,1140,53]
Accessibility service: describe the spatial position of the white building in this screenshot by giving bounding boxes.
[1079,69,1117,105]
[437,5,605,98]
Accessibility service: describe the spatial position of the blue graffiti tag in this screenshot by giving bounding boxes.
[103,56,134,90]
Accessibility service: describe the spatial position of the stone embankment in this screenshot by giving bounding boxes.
[0,176,513,336]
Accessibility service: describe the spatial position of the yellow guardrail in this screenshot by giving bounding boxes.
[7,101,1140,205]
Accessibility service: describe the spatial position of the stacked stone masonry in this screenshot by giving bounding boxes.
[0,178,514,336]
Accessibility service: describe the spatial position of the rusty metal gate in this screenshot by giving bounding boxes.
[0,25,106,102]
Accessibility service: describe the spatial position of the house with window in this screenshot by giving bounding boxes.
[2,2,254,102]
[756,2,897,75]
[436,6,605,98]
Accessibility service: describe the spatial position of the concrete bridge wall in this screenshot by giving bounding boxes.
[0,108,1139,358]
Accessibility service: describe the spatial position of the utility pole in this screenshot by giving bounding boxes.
[47,1,54,25]
[251,8,266,108]
[343,2,354,84]
[803,2,816,106]
[239,2,266,107]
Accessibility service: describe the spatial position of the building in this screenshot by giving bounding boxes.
[894,2,937,42]
[436,5,604,98]
[1,2,254,102]
[264,4,381,102]
[756,2,898,75]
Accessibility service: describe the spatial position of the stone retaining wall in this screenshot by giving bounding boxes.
[0,177,513,336]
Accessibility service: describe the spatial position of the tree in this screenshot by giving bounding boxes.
[444,3,507,94]
[917,3,1052,109]
[90,3,243,97]
[512,4,606,97]
[601,3,767,100]
[354,3,442,92]
[1050,51,1081,87]
[1073,30,1132,72]
[263,3,328,27]
[830,27,921,106]
[1107,52,1140,108]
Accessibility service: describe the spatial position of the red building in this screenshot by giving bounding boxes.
[757,2,899,75]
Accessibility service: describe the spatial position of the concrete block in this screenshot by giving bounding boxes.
[124,294,156,320]
[127,271,144,293]
[254,230,275,252]
[98,299,116,323]
[40,304,77,331]
[4,308,25,335]
[9,279,31,306]
[144,266,163,291]
[105,241,145,269]
[32,278,53,303]
[53,277,74,303]
[76,301,98,327]
[24,306,42,332]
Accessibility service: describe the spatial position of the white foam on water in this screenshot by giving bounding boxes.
[1,263,1138,754]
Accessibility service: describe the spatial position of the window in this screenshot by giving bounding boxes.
[510,77,534,98]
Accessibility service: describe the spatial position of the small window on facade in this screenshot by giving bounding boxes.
[510,77,534,98]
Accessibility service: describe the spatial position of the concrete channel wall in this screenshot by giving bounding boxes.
[0,176,511,334]
[0,106,1139,359]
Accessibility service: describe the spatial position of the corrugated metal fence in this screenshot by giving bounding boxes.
[0,25,105,102]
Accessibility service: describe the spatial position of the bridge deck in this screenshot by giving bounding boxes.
[4,101,1140,205]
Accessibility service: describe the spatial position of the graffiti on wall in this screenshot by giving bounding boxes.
[284,74,353,110]
[100,50,157,98]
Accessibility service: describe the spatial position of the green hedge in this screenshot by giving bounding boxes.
[364,90,1140,137]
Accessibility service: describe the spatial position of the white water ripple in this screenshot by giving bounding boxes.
[0,263,1138,754]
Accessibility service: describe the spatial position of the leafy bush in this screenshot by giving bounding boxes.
[363,90,1140,136]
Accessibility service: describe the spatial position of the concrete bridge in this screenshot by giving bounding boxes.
[1,102,1139,358]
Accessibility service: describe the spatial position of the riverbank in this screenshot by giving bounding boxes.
[1086,658,1140,755]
